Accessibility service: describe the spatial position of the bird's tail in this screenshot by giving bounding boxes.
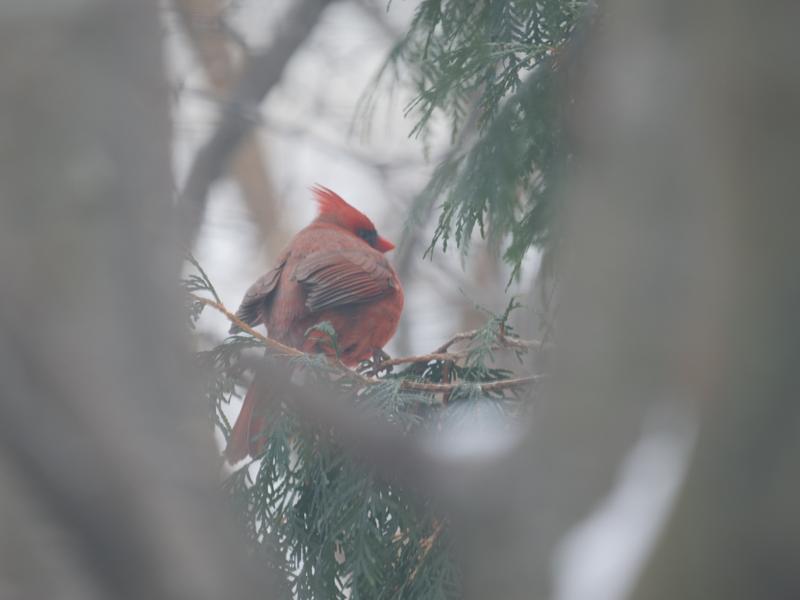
[225,375,269,463]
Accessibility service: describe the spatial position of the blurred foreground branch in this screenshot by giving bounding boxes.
[454,1,800,598]
[0,3,283,599]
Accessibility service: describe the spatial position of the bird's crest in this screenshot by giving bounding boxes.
[312,185,375,232]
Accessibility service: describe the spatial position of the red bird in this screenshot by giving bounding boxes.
[225,186,404,462]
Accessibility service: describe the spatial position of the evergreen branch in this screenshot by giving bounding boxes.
[190,293,544,395]
[380,0,590,278]
[186,253,222,303]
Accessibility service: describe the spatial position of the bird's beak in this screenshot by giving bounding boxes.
[375,236,395,253]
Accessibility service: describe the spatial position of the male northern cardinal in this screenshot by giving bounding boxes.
[225,186,404,462]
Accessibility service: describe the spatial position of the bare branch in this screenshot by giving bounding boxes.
[179,0,337,247]
[173,0,286,255]
[400,375,544,394]
[192,294,303,358]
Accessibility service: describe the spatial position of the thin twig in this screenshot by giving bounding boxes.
[191,295,303,358]
[181,87,431,173]
[433,329,546,354]
[376,351,467,370]
[191,294,544,395]
[374,333,545,370]
[399,376,543,394]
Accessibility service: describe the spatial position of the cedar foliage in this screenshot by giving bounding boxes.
[185,263,528,599]
[371,0,589,279]
[186,1,587,597]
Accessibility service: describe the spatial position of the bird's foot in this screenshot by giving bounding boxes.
[358,348,393,376]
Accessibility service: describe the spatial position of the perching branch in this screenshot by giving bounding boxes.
[179,0,337,247]
[192,294,303,359]
[190,294,544,395]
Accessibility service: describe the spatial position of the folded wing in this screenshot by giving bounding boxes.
[232,252,289,331]
[292,249,396,313]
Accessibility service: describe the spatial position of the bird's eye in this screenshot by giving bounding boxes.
[356,228,378,247]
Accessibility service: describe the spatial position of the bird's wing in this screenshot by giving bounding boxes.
[292,249,396,313]
[232,252,289,332]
